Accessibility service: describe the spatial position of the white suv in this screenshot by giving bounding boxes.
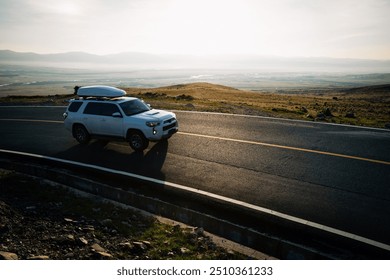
[63,85,178,151]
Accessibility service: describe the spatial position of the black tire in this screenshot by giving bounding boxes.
[73,124,90,145]
[128,131,149,151]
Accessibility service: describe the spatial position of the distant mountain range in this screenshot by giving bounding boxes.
[1,49,390,72]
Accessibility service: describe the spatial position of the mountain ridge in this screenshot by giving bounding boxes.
[2,49,390,72]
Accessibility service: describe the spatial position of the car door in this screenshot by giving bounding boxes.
[83,102,123,137]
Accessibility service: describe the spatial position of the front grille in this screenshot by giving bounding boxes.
[163,122,177,131]
[163,117,176,124]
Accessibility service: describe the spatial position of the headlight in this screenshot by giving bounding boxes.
[146,121,160,127]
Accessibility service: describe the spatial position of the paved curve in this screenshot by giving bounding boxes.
[0,106,389,248]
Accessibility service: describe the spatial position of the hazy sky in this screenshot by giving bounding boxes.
[1,0,389,59]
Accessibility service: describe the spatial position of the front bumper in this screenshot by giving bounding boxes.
[162,127,178,139]
[147,120,178,141]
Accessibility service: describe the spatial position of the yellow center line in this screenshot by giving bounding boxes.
[178,131,390,166]
[1,118,388,165]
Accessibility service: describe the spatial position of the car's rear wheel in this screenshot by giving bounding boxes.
[73,124,90,145]
[128,131,149,151]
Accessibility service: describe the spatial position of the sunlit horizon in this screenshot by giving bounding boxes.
[1,0,390,60]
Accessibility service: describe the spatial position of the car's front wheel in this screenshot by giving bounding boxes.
[73,124,90,145]
[128,130,149,151]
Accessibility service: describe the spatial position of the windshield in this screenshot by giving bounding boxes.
[119,99,151,116]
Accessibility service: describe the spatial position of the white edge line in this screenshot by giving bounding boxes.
[1,148,389,252]
[0,105,389,132]
[174,110,390,132]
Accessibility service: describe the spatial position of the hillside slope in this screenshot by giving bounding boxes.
[1,82,389,128]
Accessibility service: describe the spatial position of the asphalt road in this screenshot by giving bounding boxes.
[1,106,390,249]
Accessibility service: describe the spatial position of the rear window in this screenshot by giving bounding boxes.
[68,101,83,112]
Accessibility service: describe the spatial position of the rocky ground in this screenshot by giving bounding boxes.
[0,169,256,260]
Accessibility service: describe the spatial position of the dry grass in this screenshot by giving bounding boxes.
[125,82,390,128]
[1,82,389,128]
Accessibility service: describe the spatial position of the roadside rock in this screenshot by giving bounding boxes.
[315,108,334,121]
[300,106,308,113]
[0,251,18,260]
[194,227,205,236]
[119,242,134,251]
[91,243,106,253]
[132,241,147,252]
[77,237,89,246]
[324,108,333,117]
[315,112,326,121]
[94,251,113,259]
[91,243,113,259]
[28,255,50,260]
[180,247,190,254]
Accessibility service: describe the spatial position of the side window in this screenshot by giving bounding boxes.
[68,101,83,112]
[100,103,121,116]
[83,102,101,115]
[83,102,120,116]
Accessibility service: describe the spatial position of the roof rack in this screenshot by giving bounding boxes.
[77,96,124,101]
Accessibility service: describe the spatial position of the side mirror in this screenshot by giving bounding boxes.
[112,112,123,118]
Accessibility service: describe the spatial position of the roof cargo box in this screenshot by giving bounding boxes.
[76,85,126,97]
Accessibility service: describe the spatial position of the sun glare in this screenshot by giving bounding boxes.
[3,0,388,59]
[153,0,256,55]
[52,2,81,16]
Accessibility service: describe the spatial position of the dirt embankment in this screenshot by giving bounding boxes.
[0,169,255,260]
